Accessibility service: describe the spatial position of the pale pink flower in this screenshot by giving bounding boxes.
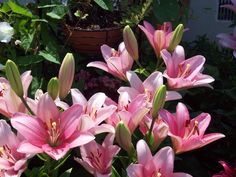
[221,0,236,13]
[139,116,169,150]
[27,89,69,115]
[106,93,149,133]
[161,45,215,90]
[118,71,182,103]
[0,120,31,177]
[71,89,117,134]
[159,102,225,154]
[0,71,32,118]
[87,42,133,80]
[212,161,236,177]
[75,134,120,177]
[139,21,173,57]
[126,140,192,177]
[11,93,95,160]
[217,27,236,58]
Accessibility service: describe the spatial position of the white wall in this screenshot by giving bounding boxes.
[183,0,233,42]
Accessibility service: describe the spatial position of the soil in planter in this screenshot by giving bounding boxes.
[66,2,122,30]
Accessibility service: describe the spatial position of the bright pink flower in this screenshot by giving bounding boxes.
[127,140,192,177]
[0,120,32,176]
[159,102,225,154]
[87,42,133,80]
[75,134,120,177]
[212,161,236,177]
[0,71,32,118]
[106,93,149,133]
[221,0,236,13]
[11,93,95,160]
[71,89,117,134]
[118,71,182,103]
[27,89,69,115]
[139,116,169,150]
[217,27,236,58]
[139,21,173,57]
[161,45,215,90]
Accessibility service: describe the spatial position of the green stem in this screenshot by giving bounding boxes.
[20,96,35,115]
[147,114,157,143]
[136,60,150,77]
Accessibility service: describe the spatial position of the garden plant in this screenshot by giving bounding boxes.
[0,0,235,177]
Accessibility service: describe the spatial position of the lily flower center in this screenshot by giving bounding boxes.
[89,107,98,120]
[184,120,200,139]
[0,145,16,164]
[87,148,105,173]
[152,169,164,177]
[48,120,61,147]
[177,64,191,78]
[0,83,8,97]
[144,88,151,102]
[111,49,120,57]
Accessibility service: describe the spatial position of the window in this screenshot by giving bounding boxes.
[217,0,234,21]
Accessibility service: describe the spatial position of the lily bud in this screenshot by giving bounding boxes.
[5,60,23,98]
[168,24,184,52]
[152,85,166,119]
[115,121,134,154]
[123,25,139,61]
[58,53,75,100]
[144,131,155,148]
[47,77,59,100]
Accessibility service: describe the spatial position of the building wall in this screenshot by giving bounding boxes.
[183,0,233,42]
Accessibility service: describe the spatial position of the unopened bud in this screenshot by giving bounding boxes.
[5,60,23,97]
[58,53,75,100]
[152,85,166,119]
[168,24,184,52]
[47,77,59,100]
[123,25,139,61]
[115,121,134,154]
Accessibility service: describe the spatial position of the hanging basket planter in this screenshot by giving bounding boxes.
[63,24,123,54]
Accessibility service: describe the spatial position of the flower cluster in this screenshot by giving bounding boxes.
[0,20,226,177]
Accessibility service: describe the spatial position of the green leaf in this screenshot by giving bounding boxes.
[93,0,113,11]
[153,0,180,23]
[15,55,44,66]
[20,29,36,51]
[59,168,72,177]
[111,166,121,177]
[32,19,48,23]
[46,6,68,19]
[7,0,33,18]
[38,51,60,64]
[38,4,63,8]
[0,2,11,13]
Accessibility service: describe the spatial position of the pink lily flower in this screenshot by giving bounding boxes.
[212,161,236,177]
[161,45,215,90]
[159,102,225,154]
[75,134,120,177]
[0,71,32,118]
[0,120,32,177]
[106,93,150,133]
[27,89,69,115]
[221,0,236,13]
[11,93,95,160]
[139,21,173,57]
[139,116,169,150]
[71,88,117,134]
[126,140,192,177]
[87,42,134,81]
[217,27,236,58]
[118,71,182,103]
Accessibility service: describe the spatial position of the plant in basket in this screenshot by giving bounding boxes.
[41,0,153,54]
